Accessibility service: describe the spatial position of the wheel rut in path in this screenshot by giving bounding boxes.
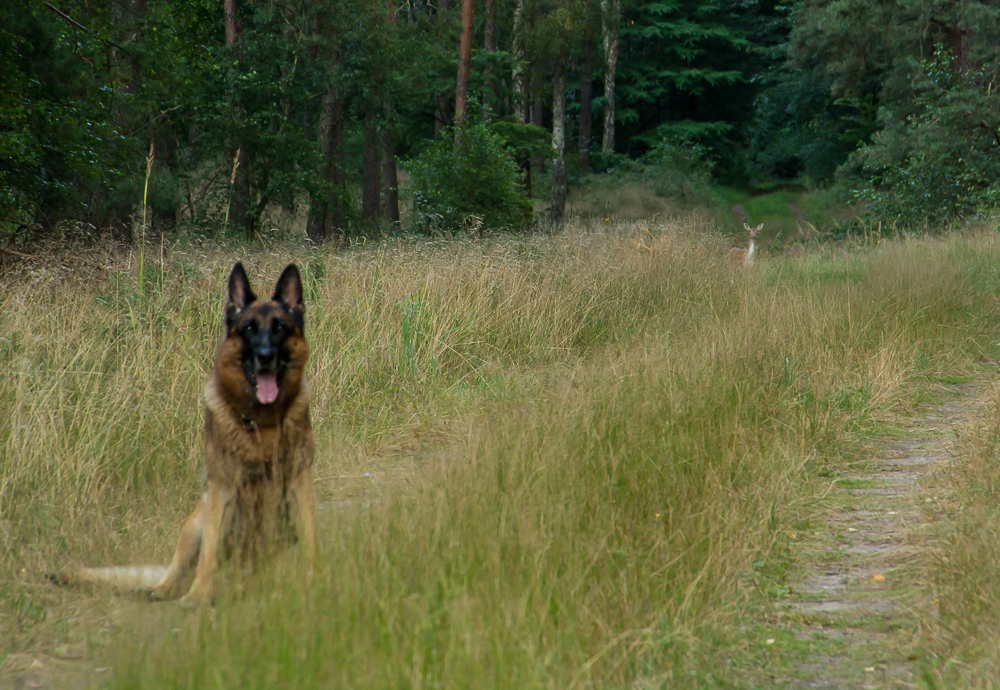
[773,382,988,689]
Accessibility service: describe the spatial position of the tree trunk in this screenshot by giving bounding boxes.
[433,0,453,137]
[128,0,147,96]
[484,0,496,52]
[550,63,568,223]
[362,114,381,231]
[434,94,451,138]
[331,115,346,231]
[382,125,399,228]
[942,24,977,72]
[98,0,149,242]
[579,31,594,171]
[511,0,531,195]
[511,0,529,123]
[306,0,344,245]
[532,92,545,174]
[225,0,251,234]
[482,0,496,119]
[307,83,347,244]
[600,0,619,156]
[454,0,474,123]
[382,0,400,227]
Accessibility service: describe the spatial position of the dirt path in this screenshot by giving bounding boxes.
[788,201,806,222]
[771,382,988,688]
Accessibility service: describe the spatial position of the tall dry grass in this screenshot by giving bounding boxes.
[920,384,1000,687]
[1,220,999,686]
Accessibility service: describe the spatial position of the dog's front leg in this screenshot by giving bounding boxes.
[141,495,207,600]
[288,466,316,582]
[179,480,233,608]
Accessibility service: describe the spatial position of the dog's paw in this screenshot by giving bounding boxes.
[178,592,208,610]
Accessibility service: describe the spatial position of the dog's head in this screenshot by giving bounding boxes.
[223,262,307,407]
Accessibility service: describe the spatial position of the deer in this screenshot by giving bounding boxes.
[729,222,762,266]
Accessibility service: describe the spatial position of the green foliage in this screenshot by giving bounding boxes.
[590,138,713,207]
[488,116,550,161]
[6,0,998,237]
[745,0,1000,233]
[0,2,138,226]
[0,0,461,238]
[637,139,713,205]
[408,121,531,232]
[616,0,748,155]
[749,68,880,184]
[845,47,1000,228]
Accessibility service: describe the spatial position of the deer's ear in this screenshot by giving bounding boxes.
[755,224,764,232]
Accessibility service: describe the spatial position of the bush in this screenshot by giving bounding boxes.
[408,121,531,232]
[639,140,714,206]
[844,46,1000,228]
[588,140,714,208]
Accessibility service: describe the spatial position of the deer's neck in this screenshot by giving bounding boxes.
[746,239,756,263]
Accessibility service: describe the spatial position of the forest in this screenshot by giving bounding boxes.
[1,0,999,240]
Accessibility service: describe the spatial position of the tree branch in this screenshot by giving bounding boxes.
[43,2,138,63]
[1,248,39,260]
[1,216,44,233]
[981,120,1000,148]
[43,1,88,31]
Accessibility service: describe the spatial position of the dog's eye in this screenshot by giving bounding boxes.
[243,320,257,334]
[273,321,285,333]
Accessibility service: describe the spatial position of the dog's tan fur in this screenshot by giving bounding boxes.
[54,264,316,607]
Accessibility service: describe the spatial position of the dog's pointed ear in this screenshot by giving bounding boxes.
[272,264,305,330]
[225,262,257,330]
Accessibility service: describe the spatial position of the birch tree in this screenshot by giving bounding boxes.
[600,0,619,155]
[511,0,532,193]
[550,59,568,221]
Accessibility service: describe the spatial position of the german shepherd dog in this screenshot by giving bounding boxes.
[54,263,316,607]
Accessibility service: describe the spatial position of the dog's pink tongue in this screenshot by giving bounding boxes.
[255,373,279,405]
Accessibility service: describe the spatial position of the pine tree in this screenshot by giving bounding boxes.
[614,0,746,154]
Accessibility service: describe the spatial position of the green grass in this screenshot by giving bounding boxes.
[566,165,862,248]
[2,219,1000,687]
[711,184,864,244]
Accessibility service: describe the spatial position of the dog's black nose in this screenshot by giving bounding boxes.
[258,345,274,359]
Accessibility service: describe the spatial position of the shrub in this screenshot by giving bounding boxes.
[844,46,1000,228]
[408,121,531,232]
[589,139,714,208]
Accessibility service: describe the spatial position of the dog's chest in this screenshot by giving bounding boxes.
[217,412,297,461]
[203,378,311,483]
